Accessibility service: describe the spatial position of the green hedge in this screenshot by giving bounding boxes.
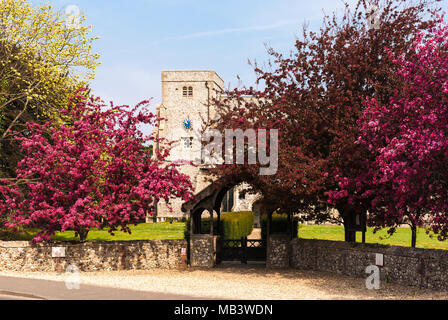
[184,211,254,239]
[261,213,298,240]
[220,211,254,239]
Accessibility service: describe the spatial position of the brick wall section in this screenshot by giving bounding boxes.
[267,235,290,269]
[0,240,188,272]
[190,234,216,268]
[291,238,448,291]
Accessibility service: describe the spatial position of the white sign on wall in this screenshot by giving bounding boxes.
[52,247,66,258]
[375,253,384,267]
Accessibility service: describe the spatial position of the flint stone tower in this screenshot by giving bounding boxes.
[153,70,260,225]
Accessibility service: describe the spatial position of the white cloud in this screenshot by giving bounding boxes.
[150,19,301,45]
[178,19,300,39]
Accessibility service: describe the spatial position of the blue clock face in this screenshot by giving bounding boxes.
[183,119,193,130]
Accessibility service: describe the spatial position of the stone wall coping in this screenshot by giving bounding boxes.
[291,238,448,259]
[0,239,186,249]
[0,241,30,248]
[190,234,214,239]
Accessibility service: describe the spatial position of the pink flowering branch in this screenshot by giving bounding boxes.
[329,17,448,246]
[0,89,194,243]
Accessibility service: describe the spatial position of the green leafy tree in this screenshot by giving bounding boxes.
[0,0,100,177]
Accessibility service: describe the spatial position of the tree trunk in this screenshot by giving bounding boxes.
[344,228,356,242]
[79,229,89,242]
[337,204,355,243]
[411,224,417,248]
[342,216,356,242]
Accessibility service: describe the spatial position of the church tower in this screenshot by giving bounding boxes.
[153,71,224,221]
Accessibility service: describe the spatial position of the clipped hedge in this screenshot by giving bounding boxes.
[261,213,298,240]
[184,211,254,239]
[220,211,254,239]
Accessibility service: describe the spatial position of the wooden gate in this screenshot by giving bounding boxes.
[217,237,266,264]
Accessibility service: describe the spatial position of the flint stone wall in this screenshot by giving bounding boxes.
[190,234,216,268]
[267,235,290,269]
[291,238,448,291]
[0,240,188,272]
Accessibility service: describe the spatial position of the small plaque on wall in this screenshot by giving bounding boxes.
[52,247,66,258]
[375,253,384,266]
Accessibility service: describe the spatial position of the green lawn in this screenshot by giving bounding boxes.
[1,222,447,250]
[0,222,186,241]
[298,224,448,250]
[54,222,187,241]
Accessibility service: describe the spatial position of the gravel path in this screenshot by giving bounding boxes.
[1,264,447,300]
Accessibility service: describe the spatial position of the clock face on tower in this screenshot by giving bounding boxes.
[183,119,193,131]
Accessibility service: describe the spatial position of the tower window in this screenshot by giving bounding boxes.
[181,137,193,149]
[183,86,193,97]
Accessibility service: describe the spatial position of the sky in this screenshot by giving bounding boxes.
[32,0,448,111]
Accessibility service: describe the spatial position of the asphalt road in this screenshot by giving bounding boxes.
[0,276,202,300]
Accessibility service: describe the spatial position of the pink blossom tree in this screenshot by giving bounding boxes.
[329,18,448,247]
[0,90,194,242]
